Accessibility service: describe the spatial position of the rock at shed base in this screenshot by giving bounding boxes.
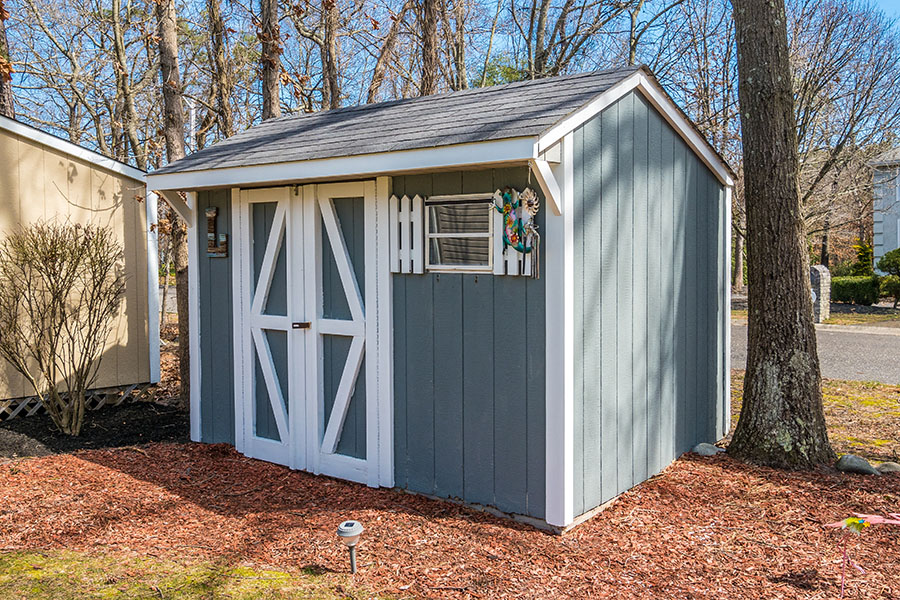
[692,443,725,457]
[836,454,880,476]
[876,461,900,474]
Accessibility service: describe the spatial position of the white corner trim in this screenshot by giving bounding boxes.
[156,190,194,225]
[536,72,734,188]
[545,133,575,528]
[146,137,537,193]
[0,114,147,182]
[146,191,161,384]
[231,188,246,454]
[530,158,563,216]
[374,176,395,488]
[187,191,202,442]
[723,186,733,436]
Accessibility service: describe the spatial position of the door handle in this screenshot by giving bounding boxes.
[292,322,311,330]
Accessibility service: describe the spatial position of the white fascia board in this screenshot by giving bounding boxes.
[147,137,538,193]
[0,114,146,182]
[536,72,735,188]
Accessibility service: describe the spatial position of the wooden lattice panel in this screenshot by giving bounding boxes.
[0,383,157,422]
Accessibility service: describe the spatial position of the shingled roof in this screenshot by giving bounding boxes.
[154,65,643,175]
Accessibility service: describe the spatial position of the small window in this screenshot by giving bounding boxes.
[425,194,494,272]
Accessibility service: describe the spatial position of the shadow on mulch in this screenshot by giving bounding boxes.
[0,401,189,459]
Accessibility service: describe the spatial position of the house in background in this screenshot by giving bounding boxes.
[148,65,734,531]
[873,148,900,268]
[0,115,160,414]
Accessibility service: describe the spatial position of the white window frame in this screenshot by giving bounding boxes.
[425,193,495,273]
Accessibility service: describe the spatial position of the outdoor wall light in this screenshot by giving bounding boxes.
[336,520,364,574]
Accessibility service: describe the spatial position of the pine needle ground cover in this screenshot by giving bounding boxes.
[0,372,897,599]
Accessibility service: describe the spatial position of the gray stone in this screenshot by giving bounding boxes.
[810,265,831,323]
[877,461,900,474]
[692,443,725,456]
[836,454,880,476]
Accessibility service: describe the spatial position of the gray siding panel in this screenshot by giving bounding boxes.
[573,125,585,518]
[574,90,725,516]
[392,168,546,519]
[197,189,235,445]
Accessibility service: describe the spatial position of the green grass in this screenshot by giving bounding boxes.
[0,551,379,600]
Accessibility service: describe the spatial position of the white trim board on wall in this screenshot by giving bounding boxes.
[146,191,161,384]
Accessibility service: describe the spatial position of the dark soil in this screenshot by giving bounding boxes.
[0,401,189,459]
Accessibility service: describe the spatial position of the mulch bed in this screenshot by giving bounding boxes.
[0,401,189,459]
[1,442,899,599]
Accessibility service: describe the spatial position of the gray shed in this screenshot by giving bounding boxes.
[148,65,734,530]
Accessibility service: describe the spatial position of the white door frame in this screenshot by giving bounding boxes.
[232,179,394,488]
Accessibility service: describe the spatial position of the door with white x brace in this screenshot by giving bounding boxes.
[236,182,384,486]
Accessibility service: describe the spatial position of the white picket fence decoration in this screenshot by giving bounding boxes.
[492,189,533,277]
[389,194,425,274]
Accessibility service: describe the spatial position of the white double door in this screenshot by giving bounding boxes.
[234,182,386,485]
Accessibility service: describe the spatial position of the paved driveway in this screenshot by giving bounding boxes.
[731,323,900,384]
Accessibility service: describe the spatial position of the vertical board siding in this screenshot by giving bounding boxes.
[0,128,151,400]
[574,91,726,514]
[392,168,546,520]
[197,189,236,444]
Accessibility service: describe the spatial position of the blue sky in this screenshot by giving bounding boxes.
[875,0,900,18]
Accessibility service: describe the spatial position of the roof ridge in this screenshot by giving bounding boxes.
[264,65,644,124]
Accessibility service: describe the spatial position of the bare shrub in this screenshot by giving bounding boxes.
[0,222,126,435]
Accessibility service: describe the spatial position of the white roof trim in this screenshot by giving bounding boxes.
[536,71,734,188]
[0,114,146,182]
[148,137,537,192]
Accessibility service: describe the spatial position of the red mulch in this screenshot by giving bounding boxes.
[1,444,899,598]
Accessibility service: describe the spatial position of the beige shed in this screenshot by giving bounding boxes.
[0,114,159,408]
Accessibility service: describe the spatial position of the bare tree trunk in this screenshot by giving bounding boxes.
[732,228,745,293]
[209,0,234,136]
[819,215,830,267]
[322,0,340,109]
[367,0,412,103]
[260,0,281,119]
[112,0,146,169]
[728,0,834,468]
[156,0,191,407]
[452,0,467,90]
[420,0,438,95]
[0,2,14,118]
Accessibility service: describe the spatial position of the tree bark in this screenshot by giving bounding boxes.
[732,228,745,293]
[260,0,281,119]
[0,1,14,118]
[819,215,830,267]
[156,0,191,408]
[322,0,340,109]
[208,0,234,137]
[419,0,438,95]
[728,0,834,468]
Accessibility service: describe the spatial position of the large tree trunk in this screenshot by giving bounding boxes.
[419,0,438,95]
[156,0,191,408]
[0,2,14,118]
[208,0,234,137]
[322,0,340,109]
[728,0,834,468]
[260,0,281,119]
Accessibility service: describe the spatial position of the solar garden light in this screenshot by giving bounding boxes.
[336,520,364,574]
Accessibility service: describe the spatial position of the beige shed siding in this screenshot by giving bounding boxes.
[0,128,151,400]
